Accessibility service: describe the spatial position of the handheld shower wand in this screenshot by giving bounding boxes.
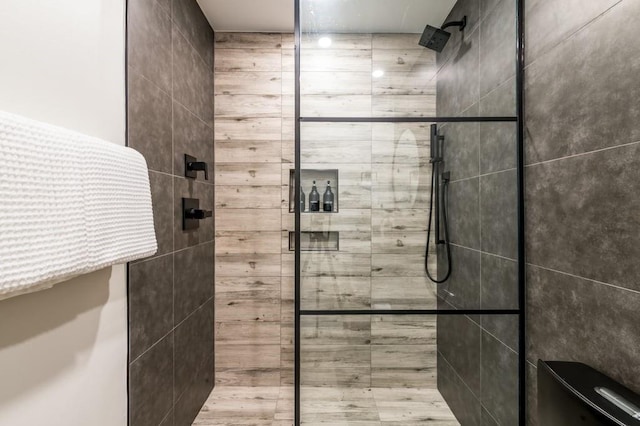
[425,124,452,283]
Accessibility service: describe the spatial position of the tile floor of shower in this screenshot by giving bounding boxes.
[194,385,459,425]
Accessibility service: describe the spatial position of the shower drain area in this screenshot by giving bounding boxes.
[194,386,459,425]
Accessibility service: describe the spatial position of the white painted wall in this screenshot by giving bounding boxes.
[0,1,127,425]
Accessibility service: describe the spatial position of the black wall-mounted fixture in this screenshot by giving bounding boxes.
[182,197,212,230]
[419,15,467,53]
[185,154,209,180]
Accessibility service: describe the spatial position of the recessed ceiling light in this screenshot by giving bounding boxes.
[318,37,332,48]
[372,69,385,78]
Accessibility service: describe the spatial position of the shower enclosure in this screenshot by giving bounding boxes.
[293,0,524,424]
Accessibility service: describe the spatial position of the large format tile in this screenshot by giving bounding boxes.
[480,331,518,425]
[174,355,214,426]
[479,82,516,173]
[175,300,214,401]
[129,254,174,361]
[173,242,214,324]
[478,0,516,97]
[525,142,640,291]
[173,177,214,250]
[441,120,480,181]
[525,0,640,163]
[526,265,640,395]
[173,102,213,178]
[147,171,174,256]
[128,0,172,93]
[437,245,480,310]
[437,353,481,426]
[480,169,517,259]
[172,0,214,68]
[128,71,173,174]
[437,315,481,397]
[173,27,214,125]
[446,178,480,250]
[129,333,174,426]
[215,49,282,72]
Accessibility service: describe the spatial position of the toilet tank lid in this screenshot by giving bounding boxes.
[539,360,640,426]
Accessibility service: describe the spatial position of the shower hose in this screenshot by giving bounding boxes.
[425,166,452,283]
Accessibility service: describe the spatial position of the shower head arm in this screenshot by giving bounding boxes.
[441,15,467,32]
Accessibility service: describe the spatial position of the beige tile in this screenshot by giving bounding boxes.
[215,94,282,118]
[215,163,282,185]
[371,184,430,209]
[282,71,295,95]
[282,49,295,72]
[215,117,281,141]
[216,253,282,276]
[371,254,427,277]
[302,33,372,49]
[301,315,371,345]
[372,49,436,73]
[216,208,281,231]
[301,139,371,163]
[371,164,430,186]
[302,122,372,141]
[371,278,437,310]
[215,140,282,163]
[300,368,372,389]
[372,122,432,142]
[216,276,281,297]
[216,231,282,254]
[302,95,372,117]
[215,71,282,95]
[301,72,372,95]
[301,253,372,277]
[215,368,281,387]
[372,139,431,165]
[372,94,437,117]
[217,343,281,368]
[372,34,422,49]
[216,185,282,208]
[371,209,429,233]
[281,33,295,49]
[373,71,437,95]
[216,321,281,345]
[216,297,280,322]
[300,276,371,310]
[301,49,372,72]
[370,315,437,344]
[215,32,283,49]
[215,48,282,72]
[371,231,431,254]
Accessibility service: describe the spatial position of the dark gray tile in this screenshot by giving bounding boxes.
[129,254,174,360]
[481,408,499,426]
[479,0,516,97]
[438,314,481,396]
[172,0,214,68]
[480,169,517,259]
[525,143,640,291]
[174,355,214,426]
[482,315,518,353]
[175,300,214,401]
[525,0,620,64]
[526,265,640,395]
[147,171,173,257]
[441,117,480,181]
[128,71,173,174]
[447,178,480,250]
[173,177,214,250]
[438,353,482,426]
[438,0,481,67]
[159,409,174,426]
[438,245,480,309]
[173,27,214,126]
[481,331,519,425]
[525,0,640,164]
[481,253,517,310]
[173,102,213,179]
[129,333,174,426]
[527,361,538,426]
[479,82,516,174]
[174,242,214,324]
[436,28,480,117]
[128,0,172,93]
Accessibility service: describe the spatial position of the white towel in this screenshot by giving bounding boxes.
[0,110,157,300]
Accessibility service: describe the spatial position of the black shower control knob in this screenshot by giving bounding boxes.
[185,208,212,220]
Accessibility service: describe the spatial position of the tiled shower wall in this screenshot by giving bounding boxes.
[127,0,215,424]
[213,32,439,389]
[435,0,520,425]
[525,0,640,424]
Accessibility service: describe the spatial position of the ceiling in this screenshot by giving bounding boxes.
[197,0,457,34]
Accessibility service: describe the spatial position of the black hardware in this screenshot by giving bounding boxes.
[185,154,209,180]
[442,15,467,31]
[182,198,212,230]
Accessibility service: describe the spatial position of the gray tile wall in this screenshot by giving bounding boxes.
[127,0,215,424]
[435,0,520,424]
[525,0,640,424]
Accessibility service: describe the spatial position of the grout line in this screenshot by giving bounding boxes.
[525,139,640,167]
[525,262,640,296]
[449,243,518,262]
[449,167,517,184]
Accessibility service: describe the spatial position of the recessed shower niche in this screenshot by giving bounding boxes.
[289,169,339,213]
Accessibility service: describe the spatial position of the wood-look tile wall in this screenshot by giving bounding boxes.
[214,32,291,387]
[215,32,438,390]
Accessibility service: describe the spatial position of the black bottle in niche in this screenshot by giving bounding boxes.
[300,187,306,212]
[309,180,320,212]
[323,180,334,212]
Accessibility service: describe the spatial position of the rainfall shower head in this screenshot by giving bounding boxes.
[419,16,467,52]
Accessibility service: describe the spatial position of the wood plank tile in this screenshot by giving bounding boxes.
[371,184,430,209]
[370,315,437,344]
[302,33,372,49]
[216,321,281,345]
[216,185,282,208]
[216,253,282,276]
[371,278,437,310]
[301,140,371,164]
[302,95,372,117]
[301,72,372,95]
[372,94,437,117]
[301,253,372,277]
[215,140,282,163]
[215,297,281,322]
[216,231,282,254]
[215,48,282,72]
[215,32,282,49]
[372,49,436,73]
[215,71,282,95]
[371,254,427,277]
[371,231,431,254]
[371,209,429,233]
[215,118,281,141]
[215,368,281,387]
[302,122,372,141]
[215,94,282,118]
[216,208,281,231]
[301,315,371,345]
[216,276,281,297]
[301,49,371,72]
[300,276,371,310]
[215,163,282,185]
[373,71,437,95]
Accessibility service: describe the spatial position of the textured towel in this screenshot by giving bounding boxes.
[0,110,157,300]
